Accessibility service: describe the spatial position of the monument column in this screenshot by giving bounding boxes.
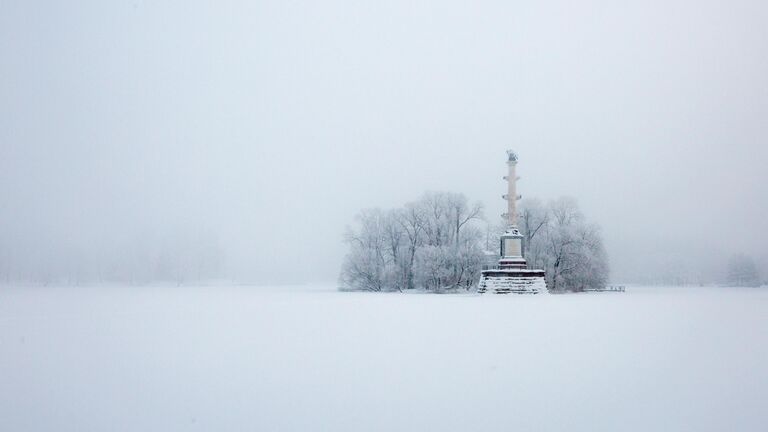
[506,151,519,227]
[499,150,525,268]
[478,149,547,293]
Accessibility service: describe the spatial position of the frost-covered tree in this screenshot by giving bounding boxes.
[726,253,760,287]
[518,197,609,292]
[455,225,487,289]
[518,198,549,270]
[395,203,427,290]
[413,245,451,291]
[340,192,484,292]
[340,209,392,291]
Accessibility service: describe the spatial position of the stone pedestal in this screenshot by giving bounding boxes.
[478,268,546,294]
[499,226,526,269]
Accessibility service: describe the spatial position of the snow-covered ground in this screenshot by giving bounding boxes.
[1,285,766,431]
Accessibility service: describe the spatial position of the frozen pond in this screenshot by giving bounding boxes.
[1,285,766,431]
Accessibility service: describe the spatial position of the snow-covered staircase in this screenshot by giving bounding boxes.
[477,269,547,294]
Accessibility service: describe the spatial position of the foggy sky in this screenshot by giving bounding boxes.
[2,0,767,284]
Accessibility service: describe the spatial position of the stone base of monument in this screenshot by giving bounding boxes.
[478,268,547,294]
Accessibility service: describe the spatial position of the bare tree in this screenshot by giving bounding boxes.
[420,192,451,247]
[340,209,390,291]
[727,253,760,287]
[518,198,549,269]
[396,203,426,290]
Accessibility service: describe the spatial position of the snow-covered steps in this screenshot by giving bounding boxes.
[478,269,547,294]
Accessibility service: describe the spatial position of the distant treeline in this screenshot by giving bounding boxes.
[0,230,221,286]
